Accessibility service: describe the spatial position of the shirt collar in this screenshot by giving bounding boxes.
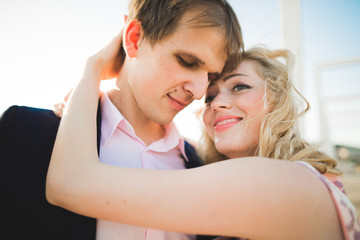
[148,122,188,162]
[100,92,188,162]
[100,92,126,145]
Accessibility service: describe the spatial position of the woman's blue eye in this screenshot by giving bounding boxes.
[233,84,251,91]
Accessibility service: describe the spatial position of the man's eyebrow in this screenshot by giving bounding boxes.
[223,73,248,82]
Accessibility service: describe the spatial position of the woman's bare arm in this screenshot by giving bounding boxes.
[48,156,342,239]
[46,33,343,240]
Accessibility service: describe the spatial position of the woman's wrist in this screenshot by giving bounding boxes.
[84,57,104,86]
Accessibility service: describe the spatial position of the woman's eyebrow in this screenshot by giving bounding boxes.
[208,73,249,87]
[223,73,248,81]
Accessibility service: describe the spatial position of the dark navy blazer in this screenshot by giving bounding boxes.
[0,105,213,240]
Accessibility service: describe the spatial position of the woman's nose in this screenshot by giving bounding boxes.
[211,93,232,111]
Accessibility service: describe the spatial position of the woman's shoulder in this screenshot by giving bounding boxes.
[296,161,360,240]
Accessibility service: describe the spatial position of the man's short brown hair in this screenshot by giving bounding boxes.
[127,0,244,73]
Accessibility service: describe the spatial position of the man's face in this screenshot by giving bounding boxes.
[126,12,227,125]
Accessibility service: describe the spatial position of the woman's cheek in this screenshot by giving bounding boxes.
[203,111,215,139]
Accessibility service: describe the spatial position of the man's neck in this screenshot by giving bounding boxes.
[108,88,165,146]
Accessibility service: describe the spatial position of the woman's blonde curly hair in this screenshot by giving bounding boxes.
[197,46,340,175]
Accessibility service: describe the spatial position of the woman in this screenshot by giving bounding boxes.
[46,34,359,239]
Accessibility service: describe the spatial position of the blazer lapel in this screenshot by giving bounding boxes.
[184,141,204,169]
[96,100,102,154]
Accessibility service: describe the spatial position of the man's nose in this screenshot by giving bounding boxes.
[183,72,209,100]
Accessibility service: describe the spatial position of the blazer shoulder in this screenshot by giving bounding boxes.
[0,105,60,144]
[0,105,19,136]
[2,105,59,122]
[0,105,20,143]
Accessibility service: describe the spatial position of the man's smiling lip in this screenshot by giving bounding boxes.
[167,94,189,111]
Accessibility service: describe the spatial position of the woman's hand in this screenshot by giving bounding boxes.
[54,89,105,118]
[86,28,125,82]
[54,89,72,118]
[53,27,125,118]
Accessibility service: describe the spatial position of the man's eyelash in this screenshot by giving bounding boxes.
[177,56,196,68]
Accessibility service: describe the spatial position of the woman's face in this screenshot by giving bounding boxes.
[202,60,268,158]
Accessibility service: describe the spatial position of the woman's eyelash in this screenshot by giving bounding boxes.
[205,84,251,104]
[204,95,215,104]
[233,83,251,91]
[177,56,196,68]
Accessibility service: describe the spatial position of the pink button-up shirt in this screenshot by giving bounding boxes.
[96,93,195,240]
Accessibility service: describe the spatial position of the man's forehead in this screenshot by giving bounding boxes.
[162,18,228,74]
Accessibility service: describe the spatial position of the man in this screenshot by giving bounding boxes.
[0,0,243,239]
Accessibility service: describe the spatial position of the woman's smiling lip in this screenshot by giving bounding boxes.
[167,94,190,111]
[214,115,243,131]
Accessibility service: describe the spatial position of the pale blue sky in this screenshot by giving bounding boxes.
[301,0,360,148]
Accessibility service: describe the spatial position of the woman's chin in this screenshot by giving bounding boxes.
[215,143,239,158]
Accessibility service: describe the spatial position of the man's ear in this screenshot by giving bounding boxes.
[124,20,141,58]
